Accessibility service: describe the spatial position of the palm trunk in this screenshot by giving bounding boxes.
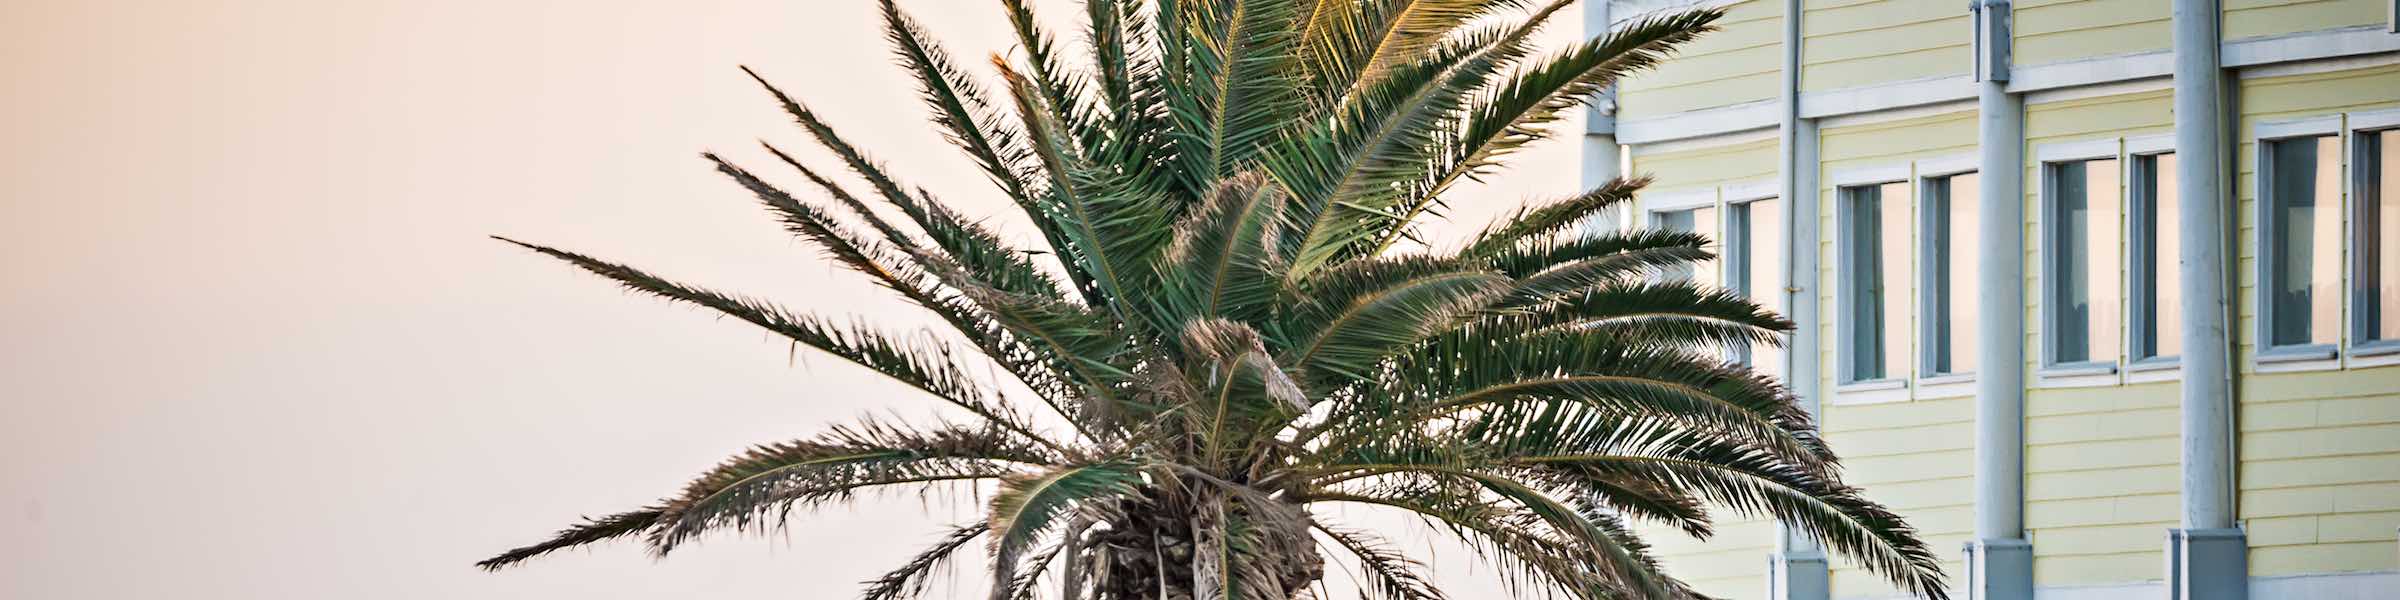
[1079,488,1323,600]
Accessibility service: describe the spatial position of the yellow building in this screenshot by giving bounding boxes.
[1590,1,2400,599]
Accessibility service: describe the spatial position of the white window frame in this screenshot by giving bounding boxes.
[1912,154,1979,399]
[2347,109,2400,368]
[1830,164,1913,405]
[1720,180,1779,368]
[1641,187,1720,283]
[2035,138,2126,388]
[2252,116,2345,372]
[2123,134,2184,383]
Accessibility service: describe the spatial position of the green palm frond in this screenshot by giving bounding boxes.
[1380,8,1719,254]
[1158,173,1292,324]
[1461,174,1651,258]
[488,2,1949,598]
[988,461,1144,595]
[1288,260,1511,386]
[645,421,1048,554]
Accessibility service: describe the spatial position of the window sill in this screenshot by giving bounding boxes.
[2036,362,2118,388]
[2257,345,2337,363]
[1918,372,1976,385]
[2255,345,2340,373]
[1831,379,1909,405]
[1916,373,1976,399]
[2125,357,2182,383]
[2348,343,2400,369]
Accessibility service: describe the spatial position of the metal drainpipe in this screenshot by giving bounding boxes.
[1583,0,1623,230]
[1773,0,1829,596]
[2169,0,2246,597]
[1968,1,2033,598]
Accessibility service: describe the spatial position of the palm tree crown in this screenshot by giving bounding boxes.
[480,1,1949,598]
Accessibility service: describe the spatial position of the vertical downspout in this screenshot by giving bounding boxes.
[1967,1,2034,599]
[1772,1,1829,597]
[2169,0,2246,598]
[1583,0,1623,205]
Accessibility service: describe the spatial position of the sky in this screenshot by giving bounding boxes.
[0,1,1583,597]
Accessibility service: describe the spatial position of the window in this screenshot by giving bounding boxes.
[2046,157,2122,368]
[1726,197,1784,368]
[2130,153,2183,363]
[1920,173,1979,377]
[1839,181,1911,383]
[2356,128,2400,350]
[1654,205,1718,284]
[2262,135,2342,352]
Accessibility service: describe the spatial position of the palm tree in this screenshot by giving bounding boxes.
[478,1,1948,598]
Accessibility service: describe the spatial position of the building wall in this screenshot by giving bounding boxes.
[1617,0,1783,119]
[2224,0,2392,40]
[2011,0,2173,66]
[1632,136,1781,195]
[1811,109,1982,597]
[2231,61,2400,577]
[2015,87,2185,586]
[1799,0,1969,92]
[1606,1,2400,596]
[1625,137,1785,600]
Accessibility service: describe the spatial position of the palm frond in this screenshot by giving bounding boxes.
[863,523,991,600]
[1313,525,1446,600]
[1287,258,1511,386]
[988,461,1144,597]
[881,0,1044,213]
[475,507,665,571]
[1158,172,1292,323]
[740,65,1097,302]
[1169,0,1309,183]
[492,237,1073,452]
[997,59,1177,318]
[1397,8,1721,236]
[491,4,1950,597]
[647,420,1047,553]
[1269,10,1555,278]
[1460,175,1651,258]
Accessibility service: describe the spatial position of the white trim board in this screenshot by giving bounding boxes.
[1615,100,1777,146]
[1916,153,1977,177]
[1638,187,1716,212]
[1612,26,2400,146]
[1830,570,2400,600]
[1721,178,1777,202]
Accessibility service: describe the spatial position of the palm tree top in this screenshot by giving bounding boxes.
[480,1,1949,599]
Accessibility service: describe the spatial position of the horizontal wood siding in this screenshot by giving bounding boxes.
[2224,0,2390,40]
[1631,137,1780,194]
[1813,110,1980,598]
[2010,0,2172,66]
[1799,0,1969,92]
[1624,137,1785,599]
[2232,63,2400,576]
[1618,0,1783,119]
[2017,88,2179,587]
